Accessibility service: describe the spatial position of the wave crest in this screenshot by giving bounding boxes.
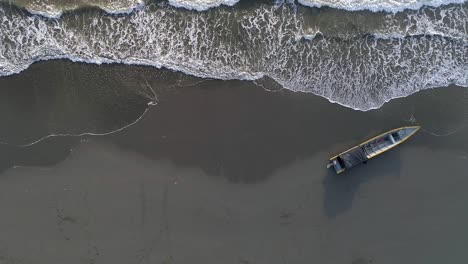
[297,0,467,13]
[167,0,239,11]
[2,0,145,18]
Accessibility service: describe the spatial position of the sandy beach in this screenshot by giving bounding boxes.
[0,60,467,264]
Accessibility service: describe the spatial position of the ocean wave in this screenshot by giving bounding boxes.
[297,0,467,13]
[1,0,467,18]
[0,3,467,110]
[20,0,239,18]
[3,0,241,18]
[1,0,145,18]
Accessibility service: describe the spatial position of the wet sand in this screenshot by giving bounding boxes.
[0,60,468,263]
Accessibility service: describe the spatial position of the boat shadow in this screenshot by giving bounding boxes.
[322,150,402,219]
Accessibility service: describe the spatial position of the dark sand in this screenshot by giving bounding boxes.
[0,60,468,264]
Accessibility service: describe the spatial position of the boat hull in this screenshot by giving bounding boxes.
[328,126,420,174]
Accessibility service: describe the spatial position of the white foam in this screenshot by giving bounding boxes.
[10,0,468,18]
[0,4,467,111]
[23,2,64,18]
[167,0,239,11]
[298,0,467,13]
[15,0,145,18]
[99,1,146,15]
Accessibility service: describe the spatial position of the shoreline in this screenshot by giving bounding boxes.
[0,60,466,146]
[1,59,467,178]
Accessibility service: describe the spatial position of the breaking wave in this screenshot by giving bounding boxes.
[1,0,467,18]
[0,3,467,110]
[4,0,145,18]
[297,0,467,13]
[167,0,239,11]
[1,0,240,18]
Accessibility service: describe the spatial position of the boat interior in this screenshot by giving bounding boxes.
[363,132,402,158]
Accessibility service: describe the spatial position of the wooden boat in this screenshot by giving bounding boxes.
[327,126,421,174]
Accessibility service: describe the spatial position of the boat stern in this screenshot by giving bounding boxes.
[328,157,345,174]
